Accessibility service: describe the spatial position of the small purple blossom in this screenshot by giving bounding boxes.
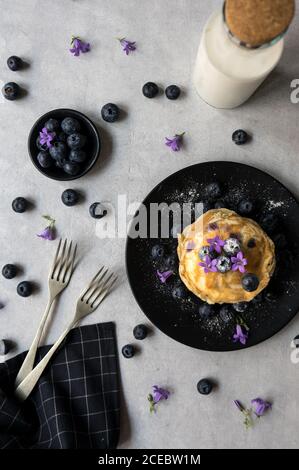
[118,38,136,55]
[198,255,218,274]
[37,215,56,241]
[165,132,185,152]
[231,251,248,273]
[233,324,248,345]
[39,127,55,149]
[156,270,173,283]
[69,36,90,56]
[251,398,272,417]
[152,386,170,403]
[207,235,225,254]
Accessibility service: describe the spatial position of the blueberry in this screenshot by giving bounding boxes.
[63,162,81,176]
[223,237,240,256]
[247,238,256,248]
[101,103,120,123]
[55,156,68,169]
[133,324,148,340]
[17,281,33,297]
[2,264,17,279]
[61,189,79,206]
[89,202,107,219]
[238,199,254,215]
[242,273,259,292]
[44,118,60,133]
[164,255,176,270]
[197,378,213,395]
[219,305,233,323]
[122,344,135,358]
[165,85,181,100]
[57,131,67,143]
[61,117,81,135]
[12,197,27,213]
[49,141,67,160]
[233,302,248,313]
[216,255,231,273]
[142,82,159,98]
[232,129,248,145]
[36,136,48,152]
[7,56,23,71]
[69,149,87,163]
[0,339,11,355]
[214,200,226,209]
[199,246,211,260]
[151,244,164,259]
[172,286,187,300]
[37,151,52,168]
[67,133,86,150]
[198,303,215,319]
[206,182,222,201]
[2,82,20,100]
[260,213,279,234]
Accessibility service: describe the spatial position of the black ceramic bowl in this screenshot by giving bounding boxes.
[28,108,101,181]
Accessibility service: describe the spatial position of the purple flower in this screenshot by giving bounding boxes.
[207,235,225,254]
[231,251,248,273]
[156,270,173,283]
[165,132,185,152]
[233,324,248,345]
[69,36,90,56]
[118,38,136,55]
[37,215,56,241]
[198,255,218,274]
[251,398,272,417]
[39,127,55,149]
[152,385,170,403]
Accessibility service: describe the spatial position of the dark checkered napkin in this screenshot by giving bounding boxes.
[0,322,120,449]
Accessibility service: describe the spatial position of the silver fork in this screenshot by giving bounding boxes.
[15,239,77,388]
[15,266,117,402]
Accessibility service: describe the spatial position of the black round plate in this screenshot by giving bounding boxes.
[126,161,299,351]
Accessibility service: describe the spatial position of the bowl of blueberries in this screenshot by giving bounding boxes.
[28,108,101,180]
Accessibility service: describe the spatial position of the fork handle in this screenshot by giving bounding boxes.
[15,321,77,402]
[14,297,55,387]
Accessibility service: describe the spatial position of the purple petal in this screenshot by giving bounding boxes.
[37,226,55,241]
[156,270,173,283]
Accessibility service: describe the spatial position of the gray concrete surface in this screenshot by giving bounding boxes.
[0,0,299,449]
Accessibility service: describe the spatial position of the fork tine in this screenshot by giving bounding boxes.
[91,276,117,308]
[64,243,77,283]
[50,239,62,279]
[80,266,105,300]
[86,271,114,304]
[56,239,68,281]
[61,241,73,283]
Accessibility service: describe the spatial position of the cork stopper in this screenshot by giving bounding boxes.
[225,0,295,47]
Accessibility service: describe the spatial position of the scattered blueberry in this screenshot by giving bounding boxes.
[2,264,17,279]
[151,244,164,259]
[37,151,52,168]
[12,197,27,213]
[242,273,259,292]
[49,141,67,160]
[260,213,279,234]
[101,103,120,123]
[247,238,256,248]
[206,182,222,201]
[67,133,86,150]
[36,136,48,152]
[122,344,135,358]
[69,149,87,163]
[7,55,23,71]
[238,199,254,215]
[0,339,11,355]
[233,302,248,313]
[61,189,79,206]
[142,82,159,99]
[223,238,240,256]
[197,378,213,395]
[216,255,231,273]
[2,82,20,100]
[232,129,248,145]
[219,305,233,323]
[89,202,107,219]
[61,117,81,135]
[165,85,181,100]
[172,285,187,299]
[44,118,60,132]
[198,303,215,319]
[17,281,33,297]
[133,324,148,340]
[63,161,81,176]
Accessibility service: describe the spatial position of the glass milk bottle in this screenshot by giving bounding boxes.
[193,0,295,109]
